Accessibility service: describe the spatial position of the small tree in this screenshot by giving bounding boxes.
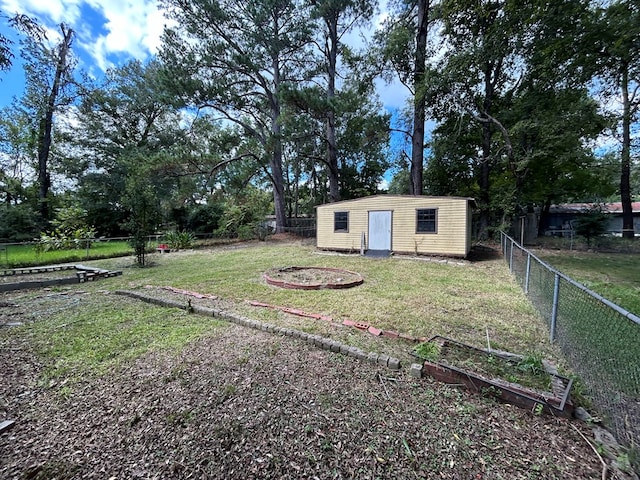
[123,179,161,266]
[573,208,608,247]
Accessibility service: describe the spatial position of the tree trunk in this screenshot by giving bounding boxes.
[270,137,287,233]
[326,15,340,202]
[477,62,495,240]
[271,50,287,233]
[37,24,73,222]
[620,62,634,239]
[410,0,428,196]
[538,198,552,237]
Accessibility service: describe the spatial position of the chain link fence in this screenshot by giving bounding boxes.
[501,232,640,464]
[283,217,316,238]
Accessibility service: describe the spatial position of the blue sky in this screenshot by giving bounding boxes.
[0,0,180,108]
[0,0,409,111]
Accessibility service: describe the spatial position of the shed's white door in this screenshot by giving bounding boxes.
[368,211,392,250]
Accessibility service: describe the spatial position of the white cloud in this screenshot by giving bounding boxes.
[0,0,82,24]
[82,0,171,72]
[376,77,409,110]
[1,0,170,73]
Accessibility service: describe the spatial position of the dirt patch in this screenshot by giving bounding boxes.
[264,266,364,289]
[0,288,610,479]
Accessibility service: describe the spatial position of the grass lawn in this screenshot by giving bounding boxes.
[78,241,555,366]
[534,249,640,316]
[0,240,133,268]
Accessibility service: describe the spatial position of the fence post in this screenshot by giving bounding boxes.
[509,238,514,273]
[524,253,531,294]
[550,273,560,342]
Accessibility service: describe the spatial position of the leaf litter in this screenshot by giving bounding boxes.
[0,287,607,479]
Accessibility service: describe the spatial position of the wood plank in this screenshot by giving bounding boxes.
[0,420,15,433]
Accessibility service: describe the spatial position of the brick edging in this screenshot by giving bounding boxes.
[115,290,401,370]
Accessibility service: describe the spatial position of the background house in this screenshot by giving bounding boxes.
[543,202,640,237]
[316,195,475,258]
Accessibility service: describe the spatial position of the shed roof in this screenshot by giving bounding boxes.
[315,194,476,209]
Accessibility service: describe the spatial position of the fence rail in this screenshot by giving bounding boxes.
[501,232,640,463]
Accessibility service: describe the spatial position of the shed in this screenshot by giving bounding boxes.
[316,195,475,258]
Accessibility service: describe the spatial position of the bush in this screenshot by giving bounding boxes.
[34,205,96,253]
[215,190,271,240]
[35,226,96,253]
[573,208,608,246]
[163,230,196,250]
[186,203,224,234]
[0,204,40,242]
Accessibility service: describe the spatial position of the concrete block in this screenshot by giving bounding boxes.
[355,350,368,361]
[367,352,379,364]
[377,354,390,367]
[347,346,361,358]
[388,357,401,370]
[330,341,341,353]
[340,344,350,355]
[410,363,423,378]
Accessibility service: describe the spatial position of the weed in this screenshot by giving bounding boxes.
[413,341,441,361]
[517,353,545,376]
[321,439,333,451]
[568,374,592,409]
[532,403,544,416]
[481,386,501,399]
[266,341,281,356]
[236,354,250,366]
[167,410,195,427]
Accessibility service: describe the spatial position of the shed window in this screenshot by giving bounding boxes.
[334,211,349,232]
[416,208,437,233]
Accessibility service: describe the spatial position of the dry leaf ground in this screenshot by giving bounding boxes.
[1,292,604,479]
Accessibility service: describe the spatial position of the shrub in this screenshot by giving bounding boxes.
[215,190,271,240]
[163,230,196,250]
[35,226,96,253]
[573,208,608,246]
[0,204,40,242]
[186,203,223,234]
[35,205,97,253]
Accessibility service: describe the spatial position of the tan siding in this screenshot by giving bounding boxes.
[316,195,473,256]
